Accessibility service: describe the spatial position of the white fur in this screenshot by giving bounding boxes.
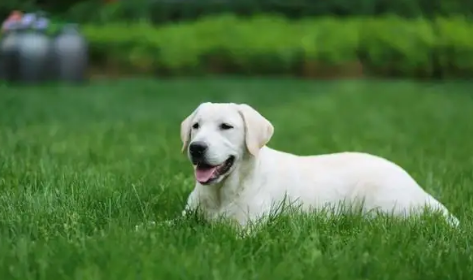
[180,102,459,228]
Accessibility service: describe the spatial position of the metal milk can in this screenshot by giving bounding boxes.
[17,15,52,83]
[0,21,25,83]
[52,24,89,83]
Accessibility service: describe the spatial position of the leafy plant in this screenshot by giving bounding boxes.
[79,15,473,79]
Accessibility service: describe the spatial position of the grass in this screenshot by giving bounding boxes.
[0,78,473,280]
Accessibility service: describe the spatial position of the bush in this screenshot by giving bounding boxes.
[82,15,360,77]
[434,17,473,78]
[79,15,473,79]
[358,17,437,78]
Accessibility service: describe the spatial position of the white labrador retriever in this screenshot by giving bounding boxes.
[180,102,459,227]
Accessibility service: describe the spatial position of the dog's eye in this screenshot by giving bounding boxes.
[192,123,199,129]
[220,123,233,130]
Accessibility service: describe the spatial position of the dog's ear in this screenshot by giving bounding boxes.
[180,103,206,153]
[237,104,274,156]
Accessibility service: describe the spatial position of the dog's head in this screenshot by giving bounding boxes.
[180,102,274,185]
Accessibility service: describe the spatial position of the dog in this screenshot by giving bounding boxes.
[179,102,459,228]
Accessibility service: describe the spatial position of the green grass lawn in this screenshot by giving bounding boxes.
[1,78,473,279]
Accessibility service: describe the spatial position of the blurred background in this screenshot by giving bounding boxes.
[1,0,472,82]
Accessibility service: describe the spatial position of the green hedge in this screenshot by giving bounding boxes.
[81,15,473,79]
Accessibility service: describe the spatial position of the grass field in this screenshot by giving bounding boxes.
[1,78,473,279]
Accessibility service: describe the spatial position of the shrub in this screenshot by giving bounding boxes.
[433,17,473,78]
[358,16,437,78]
[79,15,473,79]
[82,15,363,78]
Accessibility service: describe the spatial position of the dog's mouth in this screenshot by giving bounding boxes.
[194,156,235,185]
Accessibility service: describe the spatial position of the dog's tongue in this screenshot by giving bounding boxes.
[195,166,217,183]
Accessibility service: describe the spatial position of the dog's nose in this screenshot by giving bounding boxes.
[189,141,208,158]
